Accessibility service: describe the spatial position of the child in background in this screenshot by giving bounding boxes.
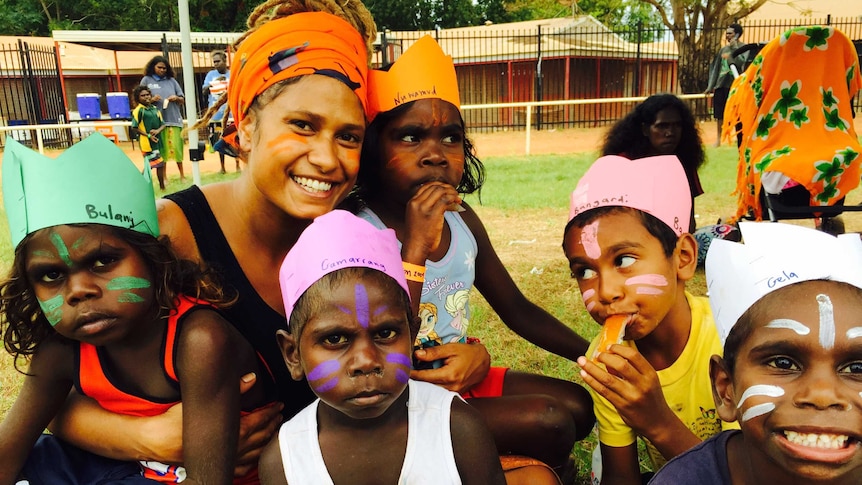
[131,85,167,191]
[0,134,271,484]
[350,35,594,480]
[651,222,862,484]
[259,210,505,485]
[564,155,738,484]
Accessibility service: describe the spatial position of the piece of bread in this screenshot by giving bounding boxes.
[591,314,628,360]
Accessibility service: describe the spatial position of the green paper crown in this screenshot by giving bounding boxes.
[2,134,159,248]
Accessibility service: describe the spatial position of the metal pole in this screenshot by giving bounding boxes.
[178,0,202,186]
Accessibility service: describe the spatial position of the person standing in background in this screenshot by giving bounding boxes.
[705,23,745,147]
[142,55,186,182]
[202,50,238,174]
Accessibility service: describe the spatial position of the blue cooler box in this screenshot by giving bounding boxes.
[107,92,131,119]
[77,93,101,120]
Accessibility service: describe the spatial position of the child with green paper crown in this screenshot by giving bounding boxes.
[563,155,738,484]
[131,85,167,191]
[0,134,272,484]
[258,209,506,484]
[651,222,862,484]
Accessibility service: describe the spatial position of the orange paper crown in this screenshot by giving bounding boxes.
[367,35,460,121]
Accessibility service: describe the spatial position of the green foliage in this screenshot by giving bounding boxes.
[0,0,259,36]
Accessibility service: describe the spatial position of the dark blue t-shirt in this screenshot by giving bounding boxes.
[648,430,738,484]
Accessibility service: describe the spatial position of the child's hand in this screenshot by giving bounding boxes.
[577,346,674,437]
[403,182,462,260]
[234,373,283,477]
[411,342,490,394]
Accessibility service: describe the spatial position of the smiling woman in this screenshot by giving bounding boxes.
[44,0,382,478]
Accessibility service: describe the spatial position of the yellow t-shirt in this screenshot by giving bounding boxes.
[586,292,740,469]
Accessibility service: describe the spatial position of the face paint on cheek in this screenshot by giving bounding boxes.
[737,384,784,422]
[817,294,835,349]
[741,402,776,422]
[581,289,596,312]
[49,232,73,267]
[38,294,64,326]
[106,276,151,304]
[766,318,810,335]
[580,221,601,260]
[265,132,308,151]
[386,353,411,383]
[307,359,341,393]
[846,327,862,339]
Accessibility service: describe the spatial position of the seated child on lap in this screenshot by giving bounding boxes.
[258,210,505,485]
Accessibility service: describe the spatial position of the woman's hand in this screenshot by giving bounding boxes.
[411,342,491,394]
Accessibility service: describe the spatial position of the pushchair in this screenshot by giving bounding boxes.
[723,26,862,234]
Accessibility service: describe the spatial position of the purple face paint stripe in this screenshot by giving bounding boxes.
[306,359,340,381]
[395,369,409,384]
[373,305,389,316]
[354,283,370,328]
[386,353,412,367]
[314,377,339,393]
[337,305,352,315]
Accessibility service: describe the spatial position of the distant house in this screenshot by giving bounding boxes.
[378,16,680,128]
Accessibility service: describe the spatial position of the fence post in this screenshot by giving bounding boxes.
[535,24,543,131]
[635,21,643,97]
[381,31,389,66]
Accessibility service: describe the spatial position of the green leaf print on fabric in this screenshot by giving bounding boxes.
[814,158,845,184]
[754,146,793,173]
[754,112,777,140]
[823,107,848,132]
[773,81,802,119]
[821,87,838,108]
[788,107,810,128]
[817,183,838,203]
[848,65,857,89]
[803,26,832,51]
[753,73,764,107]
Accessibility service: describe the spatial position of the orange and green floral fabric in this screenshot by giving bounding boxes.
[723,26,862,221]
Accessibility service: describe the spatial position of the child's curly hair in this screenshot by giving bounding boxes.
[193,0,377,132]
[351,100,486,203]
[0,225,235,371]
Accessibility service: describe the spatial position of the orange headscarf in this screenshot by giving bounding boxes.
[723,26,862,221]
[223,11,368,149]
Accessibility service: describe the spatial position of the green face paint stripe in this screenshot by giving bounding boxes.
[106,276,151,291]
[49,232,73,267]
[38,294,64,326]
[31,250,54,258]
[118,292,146,303]
[71,236,87,250]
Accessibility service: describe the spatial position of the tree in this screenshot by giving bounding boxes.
[638,0,768,92]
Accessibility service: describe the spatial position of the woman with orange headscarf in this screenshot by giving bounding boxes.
[42,0,376,480]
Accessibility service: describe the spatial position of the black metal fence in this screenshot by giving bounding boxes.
[379,15,862,131]
[0,40,70,148]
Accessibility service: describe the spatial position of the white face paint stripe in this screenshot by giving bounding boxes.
[817,294,835,350]
[847,327,862,339]
[765,318,811,335]
[737,384,785,408]
[741,402,776,422]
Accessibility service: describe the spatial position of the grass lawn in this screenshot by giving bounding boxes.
[1,144,861,484]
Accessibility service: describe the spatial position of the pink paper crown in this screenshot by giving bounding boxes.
[568,155,692,236]
[279,210,409,328]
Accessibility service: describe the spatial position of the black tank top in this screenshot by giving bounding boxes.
[164,186,315,418]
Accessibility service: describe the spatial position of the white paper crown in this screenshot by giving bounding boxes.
[2,134,159,247]
[705,222,862,344]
